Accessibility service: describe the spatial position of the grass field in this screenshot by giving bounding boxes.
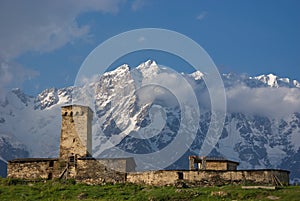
[0,178,299,201]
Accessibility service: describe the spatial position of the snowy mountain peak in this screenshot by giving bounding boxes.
[136,60,160,79]
[255,73,280,87]
[137,60,158,69]
[103,64,130,79]
[100,64,130,83]
[33,87,73,110]
[293,80,300,88]
[34,88,59,110]
[250,73,299,88]
[190,71,204,80]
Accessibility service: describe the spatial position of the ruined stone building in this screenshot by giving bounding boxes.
[189,156,239,171]
[8,105,290,186]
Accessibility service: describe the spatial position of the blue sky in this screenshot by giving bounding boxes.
[1,0,300,96]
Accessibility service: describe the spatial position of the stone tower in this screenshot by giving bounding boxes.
[60,105,93,160]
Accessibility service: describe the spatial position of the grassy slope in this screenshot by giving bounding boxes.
[0,178,300,201]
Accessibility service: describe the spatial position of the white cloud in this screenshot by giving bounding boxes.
[0,0,125,60]
[138,68,199,109]
[196,11,207,21]
[0,59,38,99]
[131,0,146,11]
[0,0,125,97]
[226,85,300,117]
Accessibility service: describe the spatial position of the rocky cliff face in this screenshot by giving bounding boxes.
[0,60,299,182]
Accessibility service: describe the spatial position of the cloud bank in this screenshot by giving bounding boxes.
[188,74,300,118]
[0,60,38,99]
[0,0,125,60]
[226,85,300,117]
[0,0,125,98]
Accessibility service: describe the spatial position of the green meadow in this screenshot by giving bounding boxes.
[0,178,299,201]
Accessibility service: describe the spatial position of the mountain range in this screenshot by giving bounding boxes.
[0,60,299,183]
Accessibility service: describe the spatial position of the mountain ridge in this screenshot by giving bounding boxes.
[0,60,299,182]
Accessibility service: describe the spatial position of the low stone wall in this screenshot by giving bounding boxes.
[127,169,290,186]
[126,170,179,186]
[8,157,289,187]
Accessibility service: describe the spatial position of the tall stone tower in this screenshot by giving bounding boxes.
[60,105,93,160]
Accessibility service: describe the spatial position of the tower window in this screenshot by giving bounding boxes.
[69,156,75,163]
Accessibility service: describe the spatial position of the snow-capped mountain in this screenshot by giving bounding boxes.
[251,73,300,88]
[0,60,299,182]
[222,72,300,89]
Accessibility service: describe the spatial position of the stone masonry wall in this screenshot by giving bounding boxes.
[127,170,290,186]
[205,161,227,170]
[8,161,55,179]
[60,105,93,160]
[8,158,128,184]
[127,170,179,186]
[184,170,289,186]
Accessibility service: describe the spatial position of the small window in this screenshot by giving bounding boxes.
[69,156,75,163]
[49,161,54,167]
[48,173,53,180]
[177,172,183,180]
